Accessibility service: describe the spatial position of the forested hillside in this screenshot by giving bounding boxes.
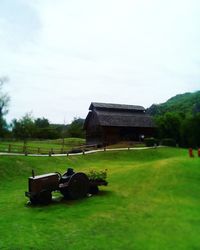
[147,91,200,116]
[147,90,200,148]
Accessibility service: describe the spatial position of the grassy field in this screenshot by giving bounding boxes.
[0,147,200,249]
[0,138,85,154]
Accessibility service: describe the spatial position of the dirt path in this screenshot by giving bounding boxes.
[0,146,160,157]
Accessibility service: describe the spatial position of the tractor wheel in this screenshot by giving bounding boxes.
[89,185,99,195]
[38,191,52,204]
[30,196,39,205]
[61,173,89,200]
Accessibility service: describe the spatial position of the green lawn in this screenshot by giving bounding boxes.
[0,138,85,154]
[0,148,200,249]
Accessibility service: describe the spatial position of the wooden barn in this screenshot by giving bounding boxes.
[84,102,155,145]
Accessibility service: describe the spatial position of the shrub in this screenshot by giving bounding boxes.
[144,137,158,147]
[161,138,176,147]
[87,169,107,181]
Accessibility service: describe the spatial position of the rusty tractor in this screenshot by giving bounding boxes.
[25,168,108,204]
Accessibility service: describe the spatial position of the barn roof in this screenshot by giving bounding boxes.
[84,102,155,129]
[89,102,145,112]
[95,110,154,128]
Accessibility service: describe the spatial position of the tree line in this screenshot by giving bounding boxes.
[0,76,199,147]
[0,77,85,140]
[11,114,85,140]
[148,91,200,148]
[154,112,200,148]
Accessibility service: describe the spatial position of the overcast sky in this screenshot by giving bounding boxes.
[0,0,199,124]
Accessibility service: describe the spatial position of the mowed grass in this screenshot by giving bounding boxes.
[0,148,200,250]
[0,138,85,154]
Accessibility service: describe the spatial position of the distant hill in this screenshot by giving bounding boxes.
[147,90,200,116]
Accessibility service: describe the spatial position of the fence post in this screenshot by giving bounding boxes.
[8,144,11,153]
[104,147,106,151]
[49,151,52,157]
[38,148,40,154]
[23,145,28,154]
[82,149,85,155]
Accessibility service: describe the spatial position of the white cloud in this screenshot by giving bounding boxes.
[0,0,200,123]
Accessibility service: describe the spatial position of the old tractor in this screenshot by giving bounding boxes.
[25,168,108,204]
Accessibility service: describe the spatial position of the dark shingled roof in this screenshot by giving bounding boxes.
[95,110,154,128]
[90,102,145,112]
[84,102,155,129]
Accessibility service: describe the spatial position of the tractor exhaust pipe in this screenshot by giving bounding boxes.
[32,169,35,178]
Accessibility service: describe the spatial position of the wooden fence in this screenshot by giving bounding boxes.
[0,143,99,155]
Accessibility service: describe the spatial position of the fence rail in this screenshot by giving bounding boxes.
[0,143,98,155]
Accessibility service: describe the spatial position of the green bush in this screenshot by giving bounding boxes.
[144,137,158,147]
[161,138,176,147]
[87,169,107,181]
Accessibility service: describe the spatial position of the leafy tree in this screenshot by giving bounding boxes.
[12,113,36,142]
[0,77,10,137]
[35,117,52,139]
[35,118,50,128]
[12,115,62,140]
[180,114,200,147]
[193,101,200,115]
[155,112,181,143]
[66,118,85,138]
[146,104,162,115]
[149,90,200,147]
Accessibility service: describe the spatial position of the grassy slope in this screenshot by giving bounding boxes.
[0,138,85,153]
[0,148,200,250]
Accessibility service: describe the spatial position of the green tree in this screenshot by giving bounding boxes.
[66,117,85,138]
[155,112,182,143]
[35,117,49,128]
[35,117,51,139]
[0,77,10,137]
[181,114,200,147]
[12,113,36,142]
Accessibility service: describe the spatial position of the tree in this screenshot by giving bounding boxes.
[35,118,50,128]
[180,114,200,147]
[193,101,200,115]
[35,117,51,139]
[66,118,85,138]
[35,118,60,139]
[0,77,10,137]
[155,112,182,142]
[12,113,36,142]
[146,104,162,116]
